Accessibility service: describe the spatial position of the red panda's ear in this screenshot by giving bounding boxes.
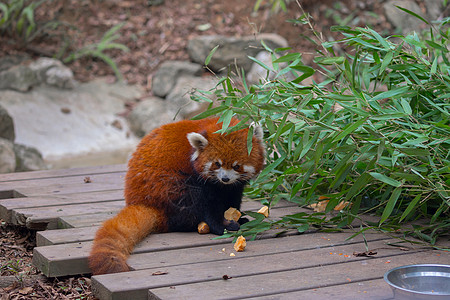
[250,123,263,141]
[187,132,208,151]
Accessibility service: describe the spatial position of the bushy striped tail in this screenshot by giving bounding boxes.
[88,205,167,275]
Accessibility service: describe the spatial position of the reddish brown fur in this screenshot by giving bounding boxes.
[88,205,165,274]
[88,117,264,275]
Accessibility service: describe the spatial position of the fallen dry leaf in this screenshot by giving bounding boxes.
[18,286,33,295]
[152,271,168,276]
[353,250,378,257]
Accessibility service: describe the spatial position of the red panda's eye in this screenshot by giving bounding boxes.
[233,165,240,171]
[215,162,221,168]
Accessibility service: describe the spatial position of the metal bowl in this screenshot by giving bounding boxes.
[384,264,450,300]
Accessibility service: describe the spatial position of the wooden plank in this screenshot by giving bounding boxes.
[92,236,443,300]
[0,190,123,222]
[37,226,98,247]
[0,164,126,183]
[32,230,387,277]
[12,200,125,230]
[58,211,119,229]
[33,234,224,277]
[1,196,62,222]
[245,279,394,300]
[127,232,395,271]
[0,171,125,198]
[146,249,449,300]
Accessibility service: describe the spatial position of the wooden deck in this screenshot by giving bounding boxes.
[0,164,448,300]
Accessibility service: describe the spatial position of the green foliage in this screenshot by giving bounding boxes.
[0,0,58,45]
[1,259,23,274]
[193,12,450,245]
[62,23,129,81]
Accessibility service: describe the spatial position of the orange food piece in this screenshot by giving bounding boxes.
[334,201,351,210]
[257,206,269,217]
[197,221,210,234]
[224,207,241,221]
[308,197,351,212]
[308,200,329,212]
[233,235,246,252]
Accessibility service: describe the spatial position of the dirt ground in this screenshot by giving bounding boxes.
[2,0,392,94]
[0,0,396,298]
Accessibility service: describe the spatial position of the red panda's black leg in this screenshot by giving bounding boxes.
[238,217,249,225]
[223,219,240,231]
[204,217,227,235]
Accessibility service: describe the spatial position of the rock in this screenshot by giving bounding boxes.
[0,55,30,72]
[166,75,217,119]
[152,61,203,97]
[0,138,15,174]
[423,0,443,20]
[246,51,294,84]
[383,0,427,33]
[13,144,47,172]
[0,65,38,92]
[0,105,15,142]
[187,33,288,73]
[127,97,174,137]
[29,57,76,89]
[0,57,76,91]
[0,78,142,169]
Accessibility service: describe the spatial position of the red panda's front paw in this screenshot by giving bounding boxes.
[223,219,240,231]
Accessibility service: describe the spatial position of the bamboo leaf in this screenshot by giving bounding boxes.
[369,172,402,187]
[205,45,219,66]
[399,194,421,222]
[400,98,412,115]
[379,187,402,225]
[258,154,285,179]
[370,86,411,101]
[248,55,272,71]
[332,118,366,142]
[395,6,429,25]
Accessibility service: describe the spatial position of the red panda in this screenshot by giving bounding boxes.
[88,117,265,275]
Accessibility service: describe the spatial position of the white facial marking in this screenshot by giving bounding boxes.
[243,165,255,176]
[216,168,239,184]
[202,162,212,175]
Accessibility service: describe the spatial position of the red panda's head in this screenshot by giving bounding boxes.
[187,126,265,185]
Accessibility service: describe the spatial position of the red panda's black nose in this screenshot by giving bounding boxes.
[221,177,230,183]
